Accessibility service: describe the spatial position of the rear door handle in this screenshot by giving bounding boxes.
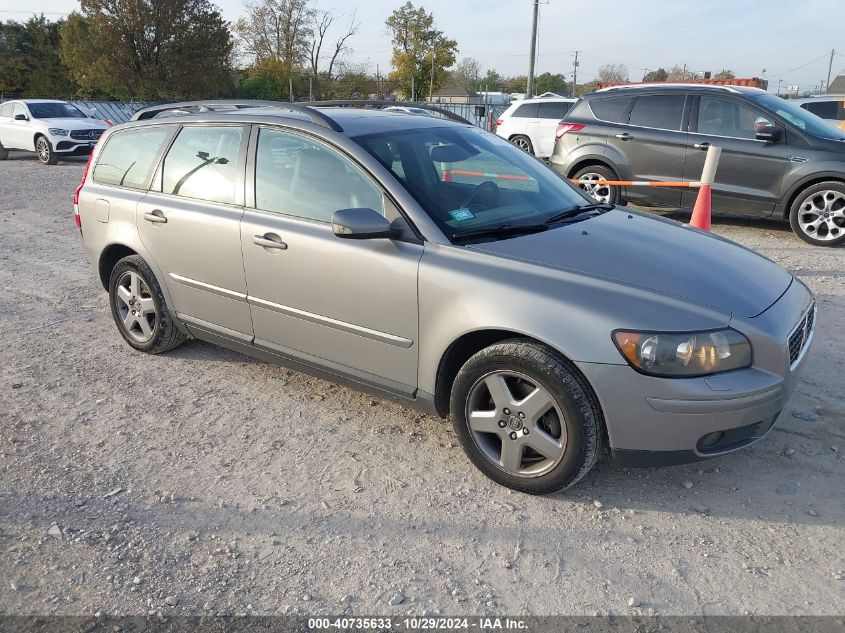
[615,133,633,140]
[143,209,167,224]
[253,233,288,250]
[693,141,711,150]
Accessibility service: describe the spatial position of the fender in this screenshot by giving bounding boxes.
[776,167,845,217]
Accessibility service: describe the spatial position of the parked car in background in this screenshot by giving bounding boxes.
[495,96,576,158]
[383,105,439,117]
[795,95,845,131]
[75,100,814,494]
[551,84,845,246]
[0,99,107,165]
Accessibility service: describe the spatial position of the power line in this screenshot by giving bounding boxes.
[769,53,830,78]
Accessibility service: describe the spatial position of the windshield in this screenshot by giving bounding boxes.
[751,93,845,139]
[28,102,87,119]
[354,125,590,240]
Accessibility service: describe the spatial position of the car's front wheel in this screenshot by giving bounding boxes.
[789,181,845,247]
[509,135,534,154]
[450,339,602,494]
[573,164,621,205]
[35,135,58,165]
[108,255,186,354]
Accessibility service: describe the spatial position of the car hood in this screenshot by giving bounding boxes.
[468,210,792,318]
[39,118,107,130]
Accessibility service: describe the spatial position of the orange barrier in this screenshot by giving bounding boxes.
[568,179,702,188]
[442,169,532,182]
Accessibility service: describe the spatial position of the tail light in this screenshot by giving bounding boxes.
[555,122,585,140]
[495,118,503,127]
[73,150,95,231]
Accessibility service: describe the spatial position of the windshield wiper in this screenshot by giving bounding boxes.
[451,222,549,243]
[544,203,615,225]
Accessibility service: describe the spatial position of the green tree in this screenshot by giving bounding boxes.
[535,72,568,95]
[385,1,457,100]
[60,0,234,100]
[642,67,668,82]
[0,20,28,94]
[715,69,735,79]
[0,17,75,97]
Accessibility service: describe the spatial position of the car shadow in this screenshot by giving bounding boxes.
[2,150,88,164]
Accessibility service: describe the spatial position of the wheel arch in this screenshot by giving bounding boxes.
[780,174,845,219]
[565,156,618,179]
[432,328,605,437]
[98,243,138,290]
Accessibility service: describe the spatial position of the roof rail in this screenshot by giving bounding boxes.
[596,83,740,94]
[129,100,343,132]
[307,100,472,125]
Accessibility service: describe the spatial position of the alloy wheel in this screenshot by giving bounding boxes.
[464,370,567,478]
[36,138,50,163]
[797,189,845,242]
[577,172,613,204]
[114,271,158,343]
[510,137,531,152]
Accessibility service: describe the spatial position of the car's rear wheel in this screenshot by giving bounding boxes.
[573,164,621,205]
[0,141,8,160]
[789,181,845,247]
[35,135,58,165]
[450,339,602,494]
[509,135,534,154]
[108,255,186,354]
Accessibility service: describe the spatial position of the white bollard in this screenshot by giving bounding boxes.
[699,145,722,186]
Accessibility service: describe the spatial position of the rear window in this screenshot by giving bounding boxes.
[162,125,243,204]
[93,127,173,189]
[588,97,632,123]
[0,103,12,117]
[511,103,539,118]
[628,95,686,131]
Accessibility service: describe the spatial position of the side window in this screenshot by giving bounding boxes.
[93,127,173,189]
[255,128,383,222]
[538,102,564,119]
[560,101,574,118]
[0,103,12,117]
[697,96,772,139]
[588,97,632,123]
[13,103,28,118]
[162,126,242,204]
[512,103,539,118]
[802,101,837,119]
[628,95,686,130]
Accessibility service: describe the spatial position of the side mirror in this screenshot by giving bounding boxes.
[756,125,782,143]
[14,113,27,121]
[332,208,392,240]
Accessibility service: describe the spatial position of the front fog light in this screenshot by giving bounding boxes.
[613,328,751,377]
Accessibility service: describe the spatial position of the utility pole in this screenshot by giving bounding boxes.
[571,51,580,97]
[309,76,313,101]
[411,75,415,102]
[376,64,380,99]
[429,47,435,102]
[526,0,539,98]
[826,49,836,94]
[777,79,783,96]
[289,77,293,102]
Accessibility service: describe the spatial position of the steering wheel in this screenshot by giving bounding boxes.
[460,180,500,210]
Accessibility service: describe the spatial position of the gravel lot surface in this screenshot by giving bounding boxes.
[1,153,843,617]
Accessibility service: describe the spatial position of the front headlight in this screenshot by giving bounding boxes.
[612,328,751,377]
[48,128,69,136]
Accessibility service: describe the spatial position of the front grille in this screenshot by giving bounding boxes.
[70,129,103,141]
[788,303,816,369]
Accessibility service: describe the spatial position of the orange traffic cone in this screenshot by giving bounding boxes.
[689,184,712,231]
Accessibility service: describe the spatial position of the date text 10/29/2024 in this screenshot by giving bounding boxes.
[308,617,528,631]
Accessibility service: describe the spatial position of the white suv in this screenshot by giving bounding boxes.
[495,97,576,158]
[0,99,107,165]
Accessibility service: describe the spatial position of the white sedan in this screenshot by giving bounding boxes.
[0,99,108,165]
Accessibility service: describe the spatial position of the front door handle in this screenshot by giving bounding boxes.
[253,233,288,250]
[143,209,167,224]
[693,141,711,150]
[615,132,633,141]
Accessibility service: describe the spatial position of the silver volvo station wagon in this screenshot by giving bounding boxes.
[75,100,815,494]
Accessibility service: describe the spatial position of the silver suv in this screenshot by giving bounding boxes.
[76,100,815,494]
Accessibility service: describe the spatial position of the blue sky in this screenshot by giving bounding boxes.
[4,0,843,92]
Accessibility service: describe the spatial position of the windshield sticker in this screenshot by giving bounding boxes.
[449,208,476,222]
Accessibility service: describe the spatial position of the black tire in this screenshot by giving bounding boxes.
[509,135,534,155]
[572,164,621,205]
[788,181,845,247]
[35,134,58,165]
[450,339,603,495]
[108,255,186,354]
[0,141,8,160]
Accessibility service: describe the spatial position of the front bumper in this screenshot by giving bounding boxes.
[55,140,97,155]
[577,278,814,466]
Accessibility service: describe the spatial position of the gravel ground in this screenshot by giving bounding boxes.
[1,153,843,617]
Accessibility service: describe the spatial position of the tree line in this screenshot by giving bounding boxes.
[0,0,738,102]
